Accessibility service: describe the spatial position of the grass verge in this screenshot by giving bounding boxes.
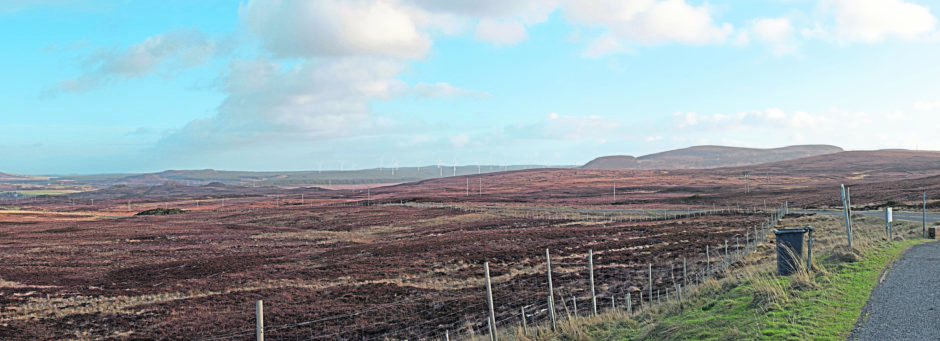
[499,214,926,341]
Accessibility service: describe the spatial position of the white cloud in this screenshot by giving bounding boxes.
[563,0,733,56]
[45,28,224,96]
[158,57,406,152]
[413,82,490,99]
[414,0,559,45]
[824,0,937,43]
[749,17,800,56]
[674,108,839,131]
[582,34,630,58]
[475,19,528,46]
[676,112,700,128]
[396,134,434,148]
[410,0,559,25]
[800,23,827,40]
[733,31,751,46]
[914,101,940,111]
[450,133,470,147]
[238,0,563,58]
[239,0,432,59]
[511,113,622,141]
[752,17,793,42]
[670,107,940,151]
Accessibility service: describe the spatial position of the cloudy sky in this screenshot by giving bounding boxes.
[3,0,940,174]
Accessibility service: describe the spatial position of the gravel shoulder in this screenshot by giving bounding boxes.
[849,241,940,340]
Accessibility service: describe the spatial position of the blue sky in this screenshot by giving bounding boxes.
[2,0,940,174]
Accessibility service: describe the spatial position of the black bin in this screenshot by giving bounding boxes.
[774,228,808,276]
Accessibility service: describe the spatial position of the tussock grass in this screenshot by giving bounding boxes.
[485,213,925,340]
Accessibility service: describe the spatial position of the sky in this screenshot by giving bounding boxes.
[2,0,940,174]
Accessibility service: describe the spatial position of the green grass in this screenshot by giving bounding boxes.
[514,214,928,341]
[578,241,922,340]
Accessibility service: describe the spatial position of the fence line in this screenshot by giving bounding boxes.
[196,202,786,340]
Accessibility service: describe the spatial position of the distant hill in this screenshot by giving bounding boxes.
[67,181,327,200]
[5,165,572,188]
[581,155,638,169]
[582,145,843,170]
[0,172,49,181]
[738,149,940,176]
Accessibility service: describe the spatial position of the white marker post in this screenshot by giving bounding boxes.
[841,185,852,248]
[887,207,894,239]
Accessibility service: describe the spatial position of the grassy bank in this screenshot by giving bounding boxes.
[495,213,927,340]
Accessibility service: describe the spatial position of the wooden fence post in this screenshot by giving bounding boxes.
[569,296,577,317]
[485,262,497,341]
[520,307,527,335]
[589,249,597,316]
[256,300,264,341]
[627,293,632,313]
[746,230,750,253]
[639,291,644,310]
[648,263,653,307]
[547,295,555,330]
[706,245,710,275]
[546,249,556,331]
[724,240,729,269]
[683,257,687,287]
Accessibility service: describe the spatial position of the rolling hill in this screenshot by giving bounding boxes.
[0,165,569,188]
[582,145,843,170]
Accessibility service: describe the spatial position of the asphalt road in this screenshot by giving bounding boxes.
[794,210,940,224]
[849,241,940,340]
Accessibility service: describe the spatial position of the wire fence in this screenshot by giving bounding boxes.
[193,202,787,340]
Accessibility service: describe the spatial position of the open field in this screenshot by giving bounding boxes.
[3,150,940,339]
[0,201,767,339]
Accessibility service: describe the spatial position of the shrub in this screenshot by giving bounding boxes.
[135,208,187,216]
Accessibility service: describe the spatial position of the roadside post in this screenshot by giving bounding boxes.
[886,207,894,239]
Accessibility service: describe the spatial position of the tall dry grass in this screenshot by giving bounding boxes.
[472,213,922,341]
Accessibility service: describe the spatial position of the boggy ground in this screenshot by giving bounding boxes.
[0,201,765,340]
[5,150,940,339]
